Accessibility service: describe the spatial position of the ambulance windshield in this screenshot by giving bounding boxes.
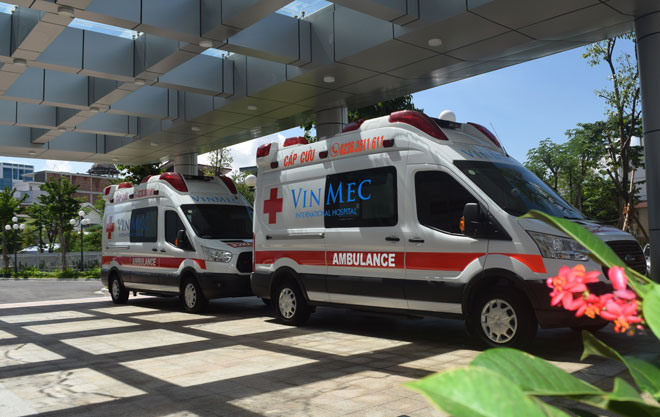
[455,161,584,220]
[181,204,252,239]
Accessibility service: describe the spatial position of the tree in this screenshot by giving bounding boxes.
[0,188,26,270]
[202,148,233,177]
[524,138,566,191]
[38,177,81,269]
[302,95,423,141]
[28,203,58,253]
[231,172,254,205]
[116,163,162,184]
[583,34,644,232]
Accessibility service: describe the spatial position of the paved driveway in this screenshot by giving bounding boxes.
[0,288,657,417]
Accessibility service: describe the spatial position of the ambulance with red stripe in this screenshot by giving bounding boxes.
[101,172,253,313]
[252,110,646,347]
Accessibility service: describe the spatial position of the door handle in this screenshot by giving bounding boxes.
[408,238,425,243]
[385,236,400,242]
[152,248,158,252]
[160,249,166,253]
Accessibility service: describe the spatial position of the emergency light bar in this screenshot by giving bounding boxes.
[388,110,449,141]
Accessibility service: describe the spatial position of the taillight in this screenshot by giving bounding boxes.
[256,143,272,158]
[219,175,237,194]
[140,175,152,184]
[468,122,502,148]
[104,186,111,195]
[342,119,365,132]
[117,182,132,189]
[389,110,448,141]
[283,136,308,147]
[159,172,188,192]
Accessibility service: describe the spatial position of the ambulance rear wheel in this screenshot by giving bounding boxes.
[275,279,311,326]
[109,275,128,304]
[181,277,207,314]
[470,287,537,349]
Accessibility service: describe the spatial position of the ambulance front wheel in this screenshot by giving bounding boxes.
[109,274,128,304]
[181,276,208,314]
[470,287,537,349]
[274,279,311,326]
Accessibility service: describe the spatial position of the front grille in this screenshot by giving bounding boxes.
[603,240,647,275]
[236,252,253,273]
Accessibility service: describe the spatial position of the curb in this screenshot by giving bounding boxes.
[0,278,101,281]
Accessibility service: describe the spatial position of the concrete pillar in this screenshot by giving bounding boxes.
[173,153,198,176]
[316,106,348,139]
[636,12,660,281]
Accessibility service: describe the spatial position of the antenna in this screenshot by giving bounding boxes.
[489,122,509,156]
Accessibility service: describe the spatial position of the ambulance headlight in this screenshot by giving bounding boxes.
[528,231,589,262]
[202,246,232,263]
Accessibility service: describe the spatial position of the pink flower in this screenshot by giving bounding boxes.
[607,266,637,300]
[575,293,607,319]
[608,266,627,290]
[547,265,601,308]
[600,299,642,333]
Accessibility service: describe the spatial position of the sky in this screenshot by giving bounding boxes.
[0,0,633,176]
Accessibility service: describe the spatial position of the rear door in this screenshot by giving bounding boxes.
[404,165,489,314]
[324,155,407,309]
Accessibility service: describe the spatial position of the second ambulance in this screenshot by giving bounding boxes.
[252,110,646,347]
[102,173,253,313]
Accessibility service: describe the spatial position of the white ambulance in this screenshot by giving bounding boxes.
[252,110,646,347]
[101,172,254,313]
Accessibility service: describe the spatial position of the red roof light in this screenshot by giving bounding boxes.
[159,172,188,192]
[219,175,237,194]
[117,182,132,189]
[342,119,365,133]
[140,175,153,184]
[283,137,308,147]
[256,143,272,158]
[389,110,448,141]
[468,122,502,148]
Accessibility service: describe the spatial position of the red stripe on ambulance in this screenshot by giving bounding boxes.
[102,256,207,270]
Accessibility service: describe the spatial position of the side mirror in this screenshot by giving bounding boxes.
[175,229,191,250]
[463,203,481,237]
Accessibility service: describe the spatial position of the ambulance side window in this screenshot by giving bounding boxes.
[415,171,477,235]
[324,166,397,228]
[165,211,185,246]
[130,207,158,242]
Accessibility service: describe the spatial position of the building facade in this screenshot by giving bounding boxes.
[22,170,115,204]
[0,162,34,191]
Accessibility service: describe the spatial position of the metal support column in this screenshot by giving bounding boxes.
[316,106,348,140]
[636,12,660,281]
[173,153,198,176]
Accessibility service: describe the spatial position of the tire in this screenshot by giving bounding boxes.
[181,276,208,314]
[469,287,537,349]
[109,275,129,304]
[274,279,311,326]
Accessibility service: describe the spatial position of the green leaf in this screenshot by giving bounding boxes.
[621,355,660,400]
[605,400,660,417]
[582,331,660,400]
[580,330,624,362]
[643,286,660,340]
[521,210,652,289]
[609,377,644,402]
[406,367,566,417]
[471,348,602,396]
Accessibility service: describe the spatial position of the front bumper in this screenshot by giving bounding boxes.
[198,272,253,299]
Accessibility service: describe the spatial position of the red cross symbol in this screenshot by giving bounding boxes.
[263,188,283,224]
[105,216,115,239]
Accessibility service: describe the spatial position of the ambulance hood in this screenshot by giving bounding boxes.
[517,218,634,242]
